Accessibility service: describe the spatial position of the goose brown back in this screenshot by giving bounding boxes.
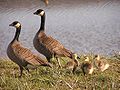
[38,32,72,57]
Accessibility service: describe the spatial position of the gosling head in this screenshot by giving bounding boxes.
[72,53,80,66]
[94,54,100,60]
[9,21,21,28]
[33,9,45,16]
[72,53,80,60]
[84,56,89,62]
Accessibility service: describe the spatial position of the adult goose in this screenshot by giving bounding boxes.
[7,21,51,77]
[33,9,78,67]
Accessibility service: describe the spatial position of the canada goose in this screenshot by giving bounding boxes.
[94,55,109,72]
[64,54,80,73]
[33,9,79,67]
[7,21,52,77]
[81,56,94,75]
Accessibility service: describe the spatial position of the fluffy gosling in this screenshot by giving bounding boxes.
[81,56,94,75]
[64,53,80,73]
[94,55,109,72]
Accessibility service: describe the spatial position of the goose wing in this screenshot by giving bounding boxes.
[12,43,47,65]
[38,34,72,57]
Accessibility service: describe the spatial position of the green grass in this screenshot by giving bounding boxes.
[0,55,120,90]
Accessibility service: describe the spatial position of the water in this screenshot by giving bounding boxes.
[0,0,120,58]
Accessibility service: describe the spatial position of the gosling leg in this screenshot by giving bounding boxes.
[56,57,62,68]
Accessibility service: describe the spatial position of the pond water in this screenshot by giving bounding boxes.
[0,0,120,58]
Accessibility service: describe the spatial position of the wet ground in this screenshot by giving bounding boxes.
[0,0,120,58]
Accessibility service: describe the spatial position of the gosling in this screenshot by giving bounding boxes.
[81,56,94,75]
[94,55,109,72]
[64,53,80,73]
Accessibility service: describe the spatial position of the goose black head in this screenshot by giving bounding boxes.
[84,56,89,61]
[9,21,21,28]
[33,9,45,16]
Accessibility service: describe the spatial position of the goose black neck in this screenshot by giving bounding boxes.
[12,26,21,42]
[39,14,45,32]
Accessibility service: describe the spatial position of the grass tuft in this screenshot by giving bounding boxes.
[0,55,120,90]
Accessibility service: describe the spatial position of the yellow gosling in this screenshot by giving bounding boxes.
[64,53,79,73]
[94,55,109,72]
[81,56,94,75]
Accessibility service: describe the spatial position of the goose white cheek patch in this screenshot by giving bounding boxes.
[85,57,89,61]
[40,11,45,16]
[15,23,21,28]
